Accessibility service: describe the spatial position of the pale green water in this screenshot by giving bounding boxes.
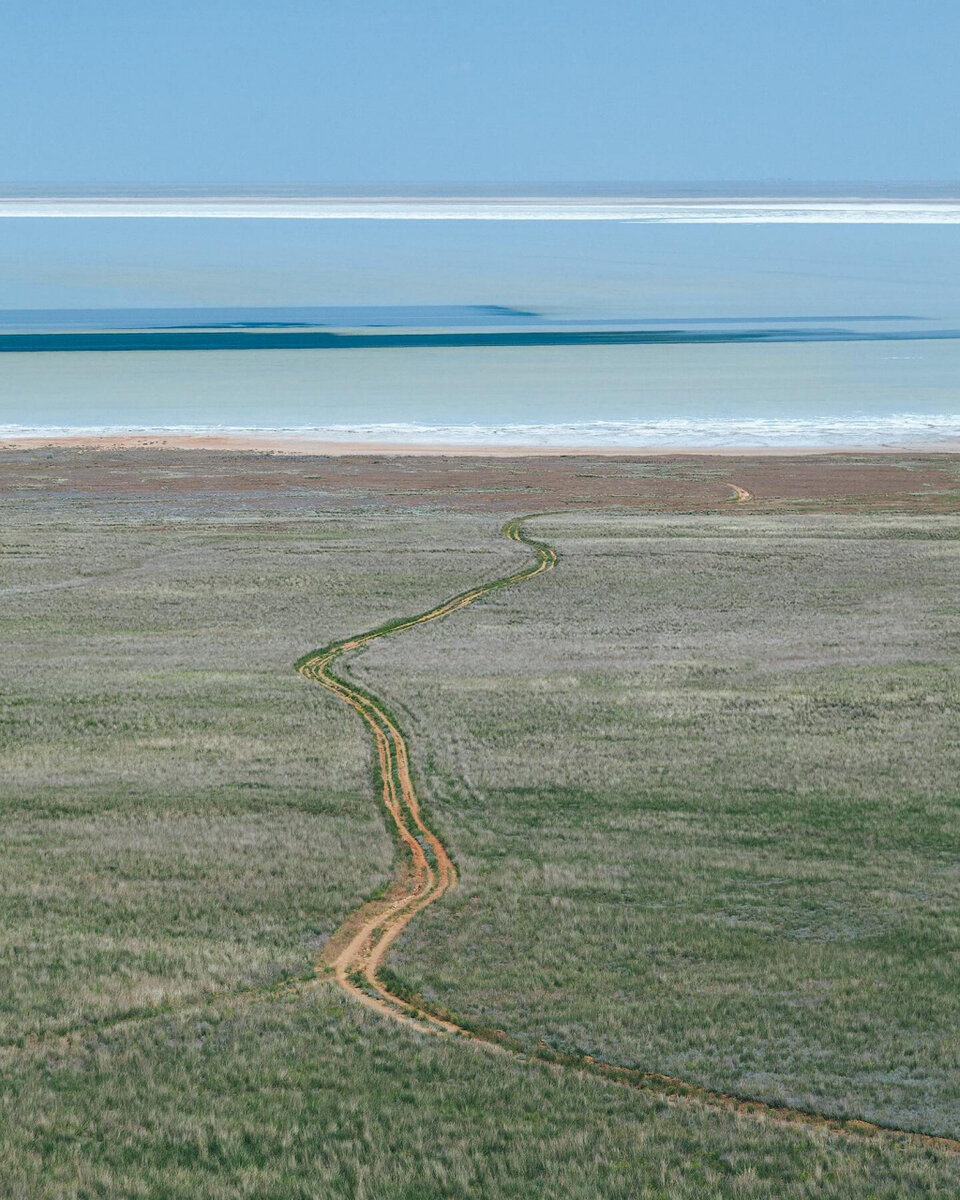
[3,341,958,447]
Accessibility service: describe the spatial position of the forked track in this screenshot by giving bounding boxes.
[297,513,960,1157]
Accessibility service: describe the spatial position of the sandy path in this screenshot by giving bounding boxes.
[297,510,959,1156]
[297,517,555,1030]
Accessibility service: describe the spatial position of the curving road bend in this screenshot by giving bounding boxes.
[297,517,555,1030]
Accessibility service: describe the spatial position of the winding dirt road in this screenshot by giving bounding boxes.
[298,512,960,1156]
[297,517,555,1029]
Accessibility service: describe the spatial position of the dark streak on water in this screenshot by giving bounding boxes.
[1,328,957,353]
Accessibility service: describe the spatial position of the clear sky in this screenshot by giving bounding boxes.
[1,0,958,185]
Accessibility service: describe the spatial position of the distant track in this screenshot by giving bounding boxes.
[298,510,960,1157]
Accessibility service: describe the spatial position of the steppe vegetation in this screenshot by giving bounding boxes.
[364,514,960,1140]
[3,988,958,1199]
[0,502,514,1041]
[2,465,960,1196]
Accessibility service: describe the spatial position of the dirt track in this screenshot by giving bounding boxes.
[297,517,555,1029]
[297,509,960,1156]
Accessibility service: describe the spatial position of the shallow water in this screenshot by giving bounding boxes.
[1,211,958,446]
[3,341,959,447]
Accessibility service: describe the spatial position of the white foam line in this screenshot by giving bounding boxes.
[4,415,960,446]
[3,198,960,222]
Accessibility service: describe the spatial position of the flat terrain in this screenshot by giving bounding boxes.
[2,444,960,512]
[1,449,959,1196]
[372,513,960,1134]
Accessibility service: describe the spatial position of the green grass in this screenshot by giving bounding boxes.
[2,496,960,1194]
[0,505,514,1040]
[358,515,960,1138]
[2,990,959,1199]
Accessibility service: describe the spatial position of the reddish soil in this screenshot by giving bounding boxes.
[2,446,959,512]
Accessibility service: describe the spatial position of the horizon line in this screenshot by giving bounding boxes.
[4,183,960,223]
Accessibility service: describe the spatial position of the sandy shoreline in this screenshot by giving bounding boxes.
[4,433,960,457]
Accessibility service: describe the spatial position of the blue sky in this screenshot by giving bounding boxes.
[1,0,958,184]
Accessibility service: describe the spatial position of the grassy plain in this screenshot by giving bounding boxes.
[0,502,516,1041]
[2,450,960,1196]
[371,514,960,1138]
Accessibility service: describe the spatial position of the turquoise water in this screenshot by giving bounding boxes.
[1,215,959,445]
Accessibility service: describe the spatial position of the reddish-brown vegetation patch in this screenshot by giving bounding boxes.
[1,446,959,512]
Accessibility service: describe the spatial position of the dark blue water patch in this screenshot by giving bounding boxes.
[1,327,958,352]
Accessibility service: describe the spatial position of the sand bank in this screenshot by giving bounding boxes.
[4,433,960,457]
